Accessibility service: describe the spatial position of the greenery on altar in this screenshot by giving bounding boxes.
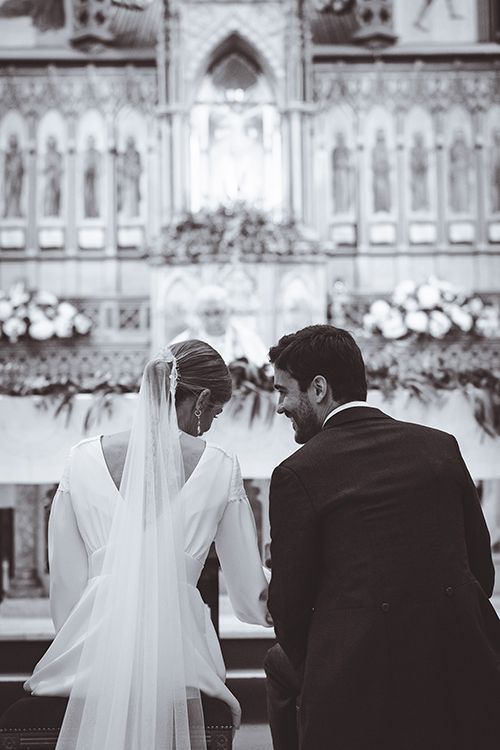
[1,347,499,437]
[156,203,320,263]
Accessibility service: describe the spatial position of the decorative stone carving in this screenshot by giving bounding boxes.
[117,136,142,218]
[0,68,157,120]
[332,131,354,214]
[448,129,472,214]
[352,0,398,49]
[7,486,44,598]
[181,2,286,86]
[409,132,429,212]
[83,135,101,218]
[491,129,500,214]
[71,0,114,50]
[412,0,463,33]
[0,341,149,383]
[3,134,24,219]
[371,129,391,213]
[313,67,500,115]
[42,135,63,218]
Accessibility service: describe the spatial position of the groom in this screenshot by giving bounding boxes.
[265,324,500,750]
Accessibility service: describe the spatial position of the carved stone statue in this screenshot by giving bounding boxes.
[409,131,429,212]
[43,135,63,218]
[491,129,500,214]
[117,136,141,218]
[413,0,463,32]
[83,135,100,218]
[3,134,24,218]
[372,129,391,213]
[448,129,471,214]
[332,132,353,214]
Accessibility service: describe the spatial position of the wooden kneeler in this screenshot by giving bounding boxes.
[0,694,233,749]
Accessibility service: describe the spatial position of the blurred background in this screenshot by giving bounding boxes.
[0,0,499,740]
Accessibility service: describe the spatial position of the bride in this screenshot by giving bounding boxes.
[24,340,271,749]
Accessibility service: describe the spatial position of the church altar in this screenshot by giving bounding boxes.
[1,389,498,484]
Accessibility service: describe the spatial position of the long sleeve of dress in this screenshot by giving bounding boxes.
[48,457,89,633]
[215,455,271,627]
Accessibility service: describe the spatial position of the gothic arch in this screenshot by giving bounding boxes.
[187,25,283,105]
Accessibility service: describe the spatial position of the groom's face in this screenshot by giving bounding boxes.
[273,367,321,444]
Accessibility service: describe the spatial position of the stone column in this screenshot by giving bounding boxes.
[434,110,447,251]
[474,109,486,251]
[66,116,77,255]
[26,114,38,256]
[287,105,305,221]
[355,120,368,253]
[395,112,407,253]
[105,113,117,257]
[7,485,44,598]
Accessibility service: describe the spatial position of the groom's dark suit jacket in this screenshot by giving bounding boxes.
[268,406,500,750]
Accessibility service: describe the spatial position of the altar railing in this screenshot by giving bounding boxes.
[358,335,500,373]
[0,340,149,383]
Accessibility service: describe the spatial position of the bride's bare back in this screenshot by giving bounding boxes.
[101,430,206,490]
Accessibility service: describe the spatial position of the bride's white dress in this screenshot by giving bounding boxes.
[25,435,270,721]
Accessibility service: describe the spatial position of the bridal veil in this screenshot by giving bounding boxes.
[56,349,207,750]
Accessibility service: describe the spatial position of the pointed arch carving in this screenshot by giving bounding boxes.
[185,15,285,92]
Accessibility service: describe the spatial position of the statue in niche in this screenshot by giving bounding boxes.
[117,136,141,218]
[448,129,471,214]
[43,135,63,218]
[83,135,100,218]
[409,131,430,212]
[414,0,463,32]
[3,134,24,218]
[491,129,500,214]
[209,107,264,205]
[332,132,353,214]
[371,129,391,213]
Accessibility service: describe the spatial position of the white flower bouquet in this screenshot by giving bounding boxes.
[0,282,93,343]
[363,277,500,341]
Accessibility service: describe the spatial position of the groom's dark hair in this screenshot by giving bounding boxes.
[269,324,367,403]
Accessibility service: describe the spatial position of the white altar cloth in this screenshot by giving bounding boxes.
[0,390,498,484]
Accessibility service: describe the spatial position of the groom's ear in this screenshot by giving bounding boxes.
[311,375,328,403]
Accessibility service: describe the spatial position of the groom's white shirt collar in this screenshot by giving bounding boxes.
[322,401,371,428]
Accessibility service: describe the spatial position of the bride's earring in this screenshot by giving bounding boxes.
[194,408,202,436]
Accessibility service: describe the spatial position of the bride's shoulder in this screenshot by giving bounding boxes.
[69,434,102,460]
[180,432,235,464]
[204,442,236,464]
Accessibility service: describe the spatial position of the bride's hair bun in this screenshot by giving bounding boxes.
[170,339,232,405]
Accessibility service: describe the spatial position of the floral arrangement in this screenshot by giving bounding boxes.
[0,282,93,343]
[156,203,320,263]
[362,277,500,341]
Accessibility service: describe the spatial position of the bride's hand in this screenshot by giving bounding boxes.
[231,704,242,734]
